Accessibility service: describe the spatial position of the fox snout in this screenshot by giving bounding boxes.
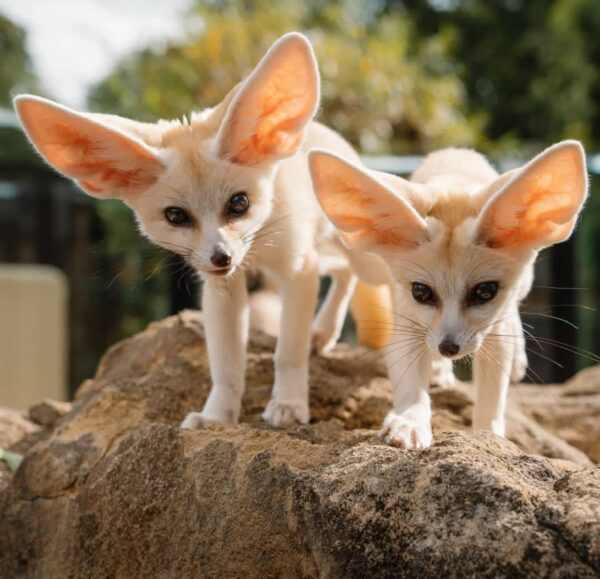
[438,337,460,358]
[210,244,232,269]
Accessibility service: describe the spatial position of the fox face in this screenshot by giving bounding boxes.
[126,139,278,276]
[310,142,588,360]
[14,32,319,278]
[383,224,528,359]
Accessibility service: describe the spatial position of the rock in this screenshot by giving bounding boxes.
[1,311,598,578]
[0,408,39,450]
[514,366,600,463]
[28,399,72,427]
[2,425,599,578]
[0,409,39,497]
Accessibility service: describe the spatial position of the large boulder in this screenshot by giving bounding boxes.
[515,366,600,463]
[1,311,598,578]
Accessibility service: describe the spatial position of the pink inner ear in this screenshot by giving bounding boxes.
[18,100,162,198]
[230,87,310,165]
[219,36,318,166]
[312,154,428,250]
[48,121,160,195]
[482,144,586,249]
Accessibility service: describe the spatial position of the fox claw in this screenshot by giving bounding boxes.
[379,411,432,449]
[262,399,309,426]
[180,411,236,429]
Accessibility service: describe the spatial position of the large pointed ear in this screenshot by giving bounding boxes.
[217,32,319,166]
[309,150,429,252]
[14,95,163,199]
[476,141,588,250]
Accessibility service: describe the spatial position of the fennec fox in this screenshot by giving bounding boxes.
[15,33,388,428]
[309,142,587,447]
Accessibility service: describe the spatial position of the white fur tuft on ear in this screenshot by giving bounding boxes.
[309,149,429,252]
[217,32,320,166]
[14,95,163,199]
[476,140,588,251]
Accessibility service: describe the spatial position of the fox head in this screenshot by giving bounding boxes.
[309,142,588,359]
[14,32,320,277]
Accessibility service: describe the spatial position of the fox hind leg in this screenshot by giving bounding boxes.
[312,268,357,354]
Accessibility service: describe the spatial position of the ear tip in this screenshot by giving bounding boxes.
[555,139,586,158]
[13,94,35,113]
[278,31,312,49]
[309,148,332,160]
[309,149,348,171]
[274,32,317,66]
[13,95,55,118]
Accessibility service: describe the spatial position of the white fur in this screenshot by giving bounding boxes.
[310,142,588,448]
[14,33,388,430]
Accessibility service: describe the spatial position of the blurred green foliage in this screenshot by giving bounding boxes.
[0,15,38,106]
[89,0,484,154]
[87,0,600,155]
[397,0,600,153]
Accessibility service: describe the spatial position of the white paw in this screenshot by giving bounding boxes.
[379,411,432,449]
[430,359,456,389]
[510,352,528,383]
[262,399,310,426]
[180,411,236,430]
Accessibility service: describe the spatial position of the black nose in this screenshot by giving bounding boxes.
[439,338,460,357]
[210,248,231,268]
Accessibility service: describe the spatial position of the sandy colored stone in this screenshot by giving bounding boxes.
[0,408,39,450]
[1,311,599,578]
[28,399,72,427]
[0,409,40,497]
[514,366,600,463]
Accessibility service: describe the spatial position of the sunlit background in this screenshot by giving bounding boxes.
[1,0,599,407]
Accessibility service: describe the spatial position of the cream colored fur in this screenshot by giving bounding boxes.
[14,33,388,428]
[310,142,587,448]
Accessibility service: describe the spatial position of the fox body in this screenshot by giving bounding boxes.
[15,33,388,428]
[310,143,587,448]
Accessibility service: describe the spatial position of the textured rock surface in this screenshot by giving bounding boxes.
[515,365,600,463]
[0,409,39,496]
[28,399,72,428]
[0,408,39,450]
[1,311,599,578]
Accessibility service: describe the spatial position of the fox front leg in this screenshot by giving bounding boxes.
[380,346,434,449]
[509,311,528,383]
[181,272,249,429]
[472,319,513,436]
[262,256,320,426]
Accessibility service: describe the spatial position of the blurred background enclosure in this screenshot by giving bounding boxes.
[1,0,599,402]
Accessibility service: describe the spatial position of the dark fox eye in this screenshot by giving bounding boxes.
[468,281,499,305]
[227,192,249,216]
[412,282,436,305]
[164,206,192,225]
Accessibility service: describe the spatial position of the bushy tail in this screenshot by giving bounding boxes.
[350,281,391,349]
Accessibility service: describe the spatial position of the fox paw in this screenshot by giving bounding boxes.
[262,399,309,426]
[379,411,432,449]
[180,411,236,430]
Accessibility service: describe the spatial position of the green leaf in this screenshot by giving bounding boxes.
[0,448,23,472]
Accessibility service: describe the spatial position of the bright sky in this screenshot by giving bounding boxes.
[0,0,194,108]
